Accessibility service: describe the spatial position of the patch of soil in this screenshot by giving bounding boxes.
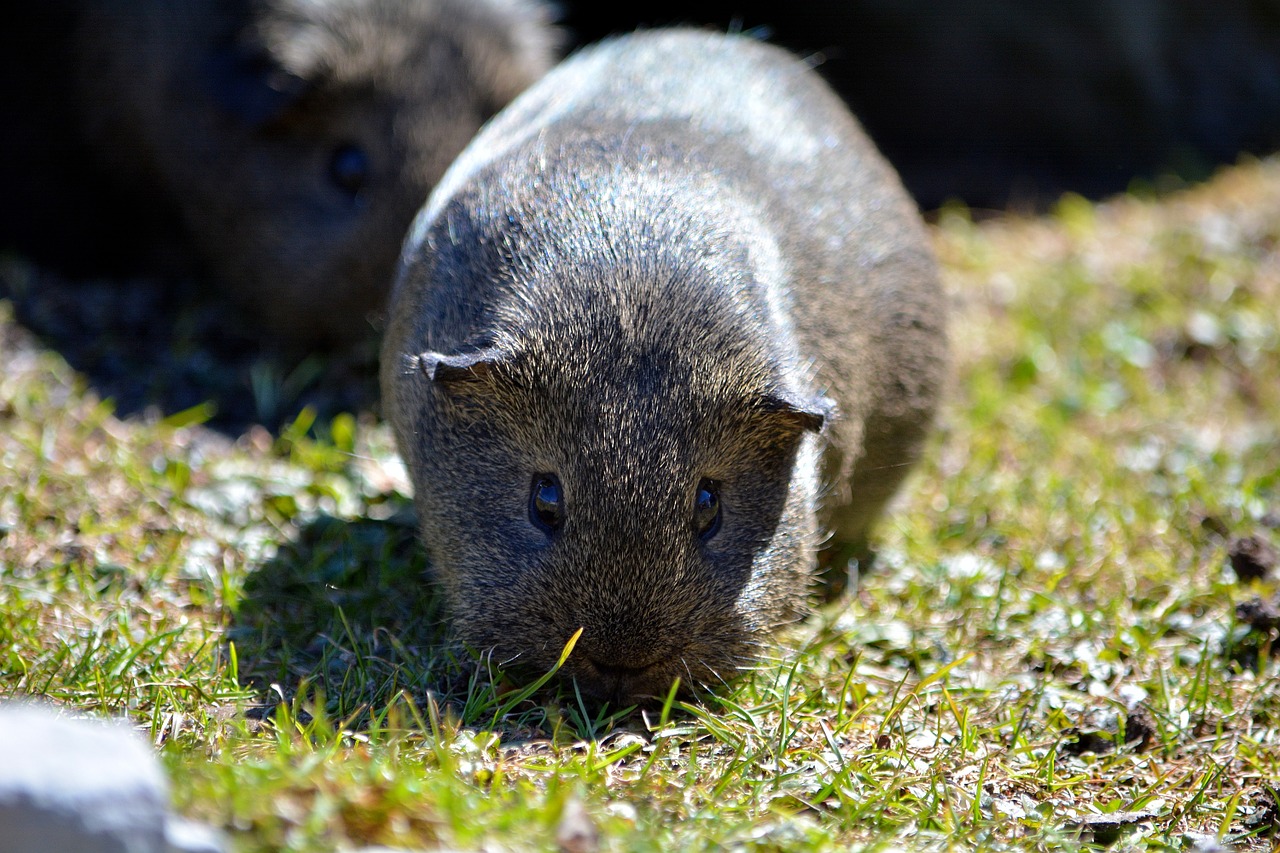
[1229,534,1279,583]
[1236,596,1280,632]
[1067,807,1163,846]
[1241,787,1279,835]
[1061,705,1157,756]
[1121,706,1157,750]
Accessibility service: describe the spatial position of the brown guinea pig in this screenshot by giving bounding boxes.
[382,29,948,704]
[2,0,558,347]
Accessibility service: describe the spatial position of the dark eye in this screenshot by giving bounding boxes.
[694,478,721,540]
[328,144,370,196]
[530,474,564,534]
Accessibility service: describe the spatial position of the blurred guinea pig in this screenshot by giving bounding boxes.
[0,0,559,347]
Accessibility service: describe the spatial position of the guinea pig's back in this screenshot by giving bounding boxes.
[415,30,881,232]
[407,29,948,552]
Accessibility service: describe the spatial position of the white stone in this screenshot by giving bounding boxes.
[0,704,224,853]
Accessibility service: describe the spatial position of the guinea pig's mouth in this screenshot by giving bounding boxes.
[573,666,676,708]
[571,649,735,707]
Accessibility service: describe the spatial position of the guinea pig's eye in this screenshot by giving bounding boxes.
[328,144,370,197]
[530,474,564,534]
[694,478,722,540]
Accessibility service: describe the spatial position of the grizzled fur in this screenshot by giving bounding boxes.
[1,0,556,346]
[382,30,947,703]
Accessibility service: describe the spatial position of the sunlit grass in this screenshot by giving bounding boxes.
[2,156,1279,851]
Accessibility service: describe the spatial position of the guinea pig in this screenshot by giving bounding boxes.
[381,29,948,703]
[1,0,558,347]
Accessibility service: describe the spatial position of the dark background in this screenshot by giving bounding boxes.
[3,0,1279,431]
[557,0,1280,209]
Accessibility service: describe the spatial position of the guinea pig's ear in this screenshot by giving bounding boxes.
[416,347,510,386]
[206,3,344,129]
[759,390,835,434]
[205,41,314,127]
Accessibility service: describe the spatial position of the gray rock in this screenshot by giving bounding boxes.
[0,704,225,853]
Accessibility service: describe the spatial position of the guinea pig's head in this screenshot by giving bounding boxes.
[189,0,558,347]
[391,293,833,705]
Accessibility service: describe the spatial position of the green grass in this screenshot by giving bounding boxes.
[3,157,1279,851]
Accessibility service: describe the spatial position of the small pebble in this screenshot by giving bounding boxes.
[556,796,599,853]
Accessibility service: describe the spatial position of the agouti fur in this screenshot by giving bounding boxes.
[382,29,948,703]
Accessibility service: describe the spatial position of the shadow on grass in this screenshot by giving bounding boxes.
[227,510,465,725]
[0,256,380,434]
[228,509,648,738]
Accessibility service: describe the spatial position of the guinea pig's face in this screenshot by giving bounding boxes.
[196,89,478,343]
[189,71,493,344]
[185,0,556,345]
[407,344,827,705]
